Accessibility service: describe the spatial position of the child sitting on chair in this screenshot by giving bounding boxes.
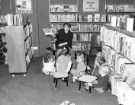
[42,52,55,75]
[71,52,87,82]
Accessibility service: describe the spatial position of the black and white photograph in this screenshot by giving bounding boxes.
[0,0,135,105]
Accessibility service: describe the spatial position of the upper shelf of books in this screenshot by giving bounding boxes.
[106,4,135,13]
[49,4,78,13]
[104,24,135,38]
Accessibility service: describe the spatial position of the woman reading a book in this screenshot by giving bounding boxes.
[55,23,73,57]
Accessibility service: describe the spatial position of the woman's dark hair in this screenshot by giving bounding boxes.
[63,23,71,28]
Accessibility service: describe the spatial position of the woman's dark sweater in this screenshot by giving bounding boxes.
[56,29,73,48]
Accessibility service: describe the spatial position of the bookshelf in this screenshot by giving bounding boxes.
[0,15,8,65]
[2,0,33,77]
[101,24,135,69]
[5,14,33,77]
[49,0,107,52]
[100,24,135,101]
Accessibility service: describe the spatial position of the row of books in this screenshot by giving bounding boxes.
[2,14,32,26]
[79,24,100,32]
[108,15,135,32]
[101,26,135,62]
[107,4,135,12]
[24,23,32,37]
[51,23,101,32]
[0,35,7,64]
[49,14,78,22]
[25,48,33,66]
[50,14,107,23]
[79,14,106,22]
[24,25,32,66]
[50,4,78,12]
[73,33,92,42]
[102,44,132,74]
[72,43,91,51]
[5,14,23,26]
[24,36,32,54]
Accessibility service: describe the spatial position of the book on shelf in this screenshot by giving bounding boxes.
[110,15,117,27]
[126,18,135,32]
[73,33,77,42]
[101,14,106,22]
[87,14,93,22]
[71,24,79,32]
[94,13,100,22]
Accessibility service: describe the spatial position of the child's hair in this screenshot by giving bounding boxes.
[76,51,87,64]
[46,47,55,55]
[43,53,55,63]
[99,56,106,65]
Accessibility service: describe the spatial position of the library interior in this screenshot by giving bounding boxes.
[0,0,135,105]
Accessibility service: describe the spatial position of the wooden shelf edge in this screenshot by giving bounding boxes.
[72,31,100,33]
[104,24,135,38]
[49,11,79,13]
[107,11,135,14]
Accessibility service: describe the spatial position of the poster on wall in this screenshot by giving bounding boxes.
[83,0,99,12]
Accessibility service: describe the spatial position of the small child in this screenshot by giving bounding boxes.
[42,53,55,75]
[71,52,87,82]
[92,52,105,76]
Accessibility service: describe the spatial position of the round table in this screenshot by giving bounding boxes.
[78,75,97,93]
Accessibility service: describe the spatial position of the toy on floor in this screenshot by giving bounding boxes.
[60,100,76,105]
[71,52,87,82]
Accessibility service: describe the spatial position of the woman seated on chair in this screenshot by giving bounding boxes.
[71,51,87,82]
[55,23,73,57]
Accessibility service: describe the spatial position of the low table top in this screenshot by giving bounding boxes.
[78,75,97,83]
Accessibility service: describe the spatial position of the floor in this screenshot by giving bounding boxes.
[0,57,119,105]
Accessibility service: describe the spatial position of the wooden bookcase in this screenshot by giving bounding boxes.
[49,0,107,53]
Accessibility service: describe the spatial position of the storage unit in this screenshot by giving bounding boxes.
[5,26,26,74]
[5,24,32,76]
[101,13,135,105]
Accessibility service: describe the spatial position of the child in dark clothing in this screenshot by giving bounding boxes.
[93,65,110,93]
[91,53,110,93]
